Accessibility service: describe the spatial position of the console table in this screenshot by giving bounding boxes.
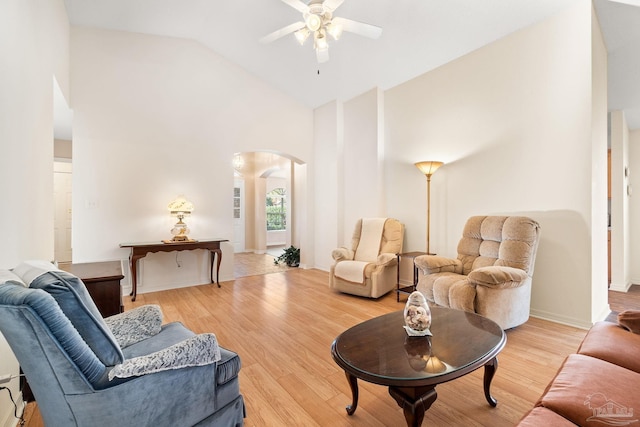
[120,239,228,301]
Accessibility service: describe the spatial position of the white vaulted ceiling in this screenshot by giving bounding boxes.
[61,0,640,128]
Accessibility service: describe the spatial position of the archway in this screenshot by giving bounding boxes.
[232,151,305,277]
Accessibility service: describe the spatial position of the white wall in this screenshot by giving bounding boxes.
[383,2,604,327]
[0,0,69,424]
[610,111,631,291]
[0,1,68,267]
[70,28,313,295]
[342,88,386,239]
[629,129,640,283]
[313,101,342,271]
[590,3,610,323]
[313,89,390,268]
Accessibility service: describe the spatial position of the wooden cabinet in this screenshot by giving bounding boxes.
[60,261,124,317]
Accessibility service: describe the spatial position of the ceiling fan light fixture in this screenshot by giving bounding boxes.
[261,0,382,64]
[305,13,322,32]
[326,21,343,40]
[294,27,310,45]
[314,31,329,51]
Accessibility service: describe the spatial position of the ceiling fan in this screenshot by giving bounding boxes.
[260,0,383,63]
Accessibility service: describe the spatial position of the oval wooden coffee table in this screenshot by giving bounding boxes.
[331,307,506,426]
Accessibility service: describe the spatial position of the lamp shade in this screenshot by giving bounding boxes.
[167,196,194,215]
[414,161,444,177]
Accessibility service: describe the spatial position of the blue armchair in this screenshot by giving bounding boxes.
[0,262,245,426]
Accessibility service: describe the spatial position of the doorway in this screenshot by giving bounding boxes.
[233,178,245,253]
[53,161,72,262]
[232,151,302,277]
[53,77,73,263]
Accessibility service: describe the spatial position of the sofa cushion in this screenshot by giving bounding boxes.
[30,270,124,366]
[516,407,575,427]
[577,320,640,373]
[537,354,640,426]
[121,322,241,386]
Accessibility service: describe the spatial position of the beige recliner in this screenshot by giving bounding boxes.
[415,216,540,329]
[329,218,404,298]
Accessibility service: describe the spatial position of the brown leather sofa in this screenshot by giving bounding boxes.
[517,311,640,426]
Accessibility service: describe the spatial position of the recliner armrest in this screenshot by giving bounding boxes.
[332,247,354,261]
[104,305,163,349]
[108,333,221,380]
[618,310,640,334]
[376,253,397,266]
[467,266,528,289]
[414,255,461,274]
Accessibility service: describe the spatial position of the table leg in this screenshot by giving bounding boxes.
[389,386,437,427]
[210,249,222,288]
[483,357,499,407]
[129,253,139,302]
[396,254,401,302]
[344,372,359,415]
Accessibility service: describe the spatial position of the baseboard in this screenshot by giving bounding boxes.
[610,281,632,292]
[529,309,592,330]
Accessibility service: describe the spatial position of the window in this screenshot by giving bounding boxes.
[266,188,286,230]
[233,187,241,219]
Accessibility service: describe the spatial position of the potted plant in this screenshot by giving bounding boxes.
[274,245,300,267]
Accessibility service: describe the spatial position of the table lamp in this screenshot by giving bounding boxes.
[167,196,195,242]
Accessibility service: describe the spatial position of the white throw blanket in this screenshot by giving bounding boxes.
[334,260,370,284]
[335,218,386,284]
[12,260,63,286]
[354,218,386,261]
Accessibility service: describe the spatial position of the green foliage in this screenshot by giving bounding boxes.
[266,188,286,230]
[274,245,300,267]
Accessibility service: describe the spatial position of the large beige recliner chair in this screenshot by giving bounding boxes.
[329,218,404,298]
[415,216,540,329]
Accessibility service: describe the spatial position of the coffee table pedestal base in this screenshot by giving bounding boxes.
[389,386,437,427]
[342,357,500,427]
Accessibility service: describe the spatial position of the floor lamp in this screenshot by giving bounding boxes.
[415,161,444,255]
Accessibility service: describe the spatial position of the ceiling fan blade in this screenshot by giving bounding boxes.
[332,17,382,39]
[323,0,345,12]
[260,21,306,44]
[607,0,640,5]
[280,0,310,13]
[316,48,329,63]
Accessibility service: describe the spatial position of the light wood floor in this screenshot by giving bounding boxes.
[234,252,290,278]
[20,270,640,426]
